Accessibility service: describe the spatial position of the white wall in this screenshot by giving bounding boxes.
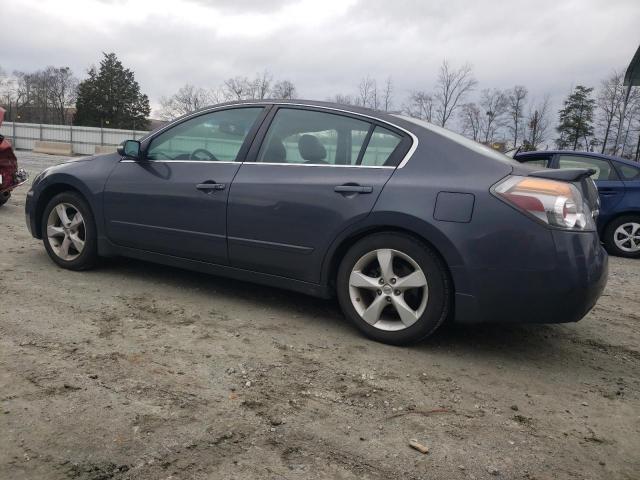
[0,122,149,155]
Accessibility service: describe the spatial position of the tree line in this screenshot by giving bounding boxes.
[0,53,150,130]
[0,54,638,160]
[329,60,639,160]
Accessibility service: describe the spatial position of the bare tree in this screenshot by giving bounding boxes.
[249,70,273,100]
[223,76,250,101]
[524,96,551,150]
[617,87,640,158]
[47,66,78,124]
[507,85,528,148]
[0,68,18,121]
[404,91,434,122]
[434,60,477,127]
[271,80,297,99]
[596,70,626,154]
[331,94,354,105]
[159,84,219,120]
[479,89,508,144]
[459,102,482,141]
[382,77,393,112]
[357,76,378,109]
[10,67,78,124]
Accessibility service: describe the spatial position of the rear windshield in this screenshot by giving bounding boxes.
[393,114,519,166]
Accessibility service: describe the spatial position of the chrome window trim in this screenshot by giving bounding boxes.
[139,102,419,169]
[120,159,237,164]
[245,162,394,169]
[120,159,393,169]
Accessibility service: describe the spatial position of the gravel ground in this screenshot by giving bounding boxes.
[1,151,639,480]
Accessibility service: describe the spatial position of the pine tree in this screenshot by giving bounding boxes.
[74,53,150,129]
[555,85,595,151]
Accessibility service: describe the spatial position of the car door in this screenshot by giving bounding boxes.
[614,160,640,211]
[103,106,267,264]
[226,106,411,283]
[554,154,625,218]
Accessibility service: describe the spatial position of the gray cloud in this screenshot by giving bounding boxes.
[3,0,639,119]
[186,0,298,13]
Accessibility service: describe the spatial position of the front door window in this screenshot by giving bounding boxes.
[147,107,263,162]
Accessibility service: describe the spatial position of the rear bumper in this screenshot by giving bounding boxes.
[454,230,608,325]
[0,169,28,194]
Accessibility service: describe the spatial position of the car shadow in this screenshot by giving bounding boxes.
[89,256,585,364]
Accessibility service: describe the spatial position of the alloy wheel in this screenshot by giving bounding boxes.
[613,222,640,253]
[348,248,429,331]
[46,203,86,261]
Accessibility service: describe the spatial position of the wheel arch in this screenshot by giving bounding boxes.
[33,182,89,238]
[601,209,640,236]
[321,215,463,297]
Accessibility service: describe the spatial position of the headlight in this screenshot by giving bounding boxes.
[493,175,596,231]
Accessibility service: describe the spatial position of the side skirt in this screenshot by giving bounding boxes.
[97,237,332,299]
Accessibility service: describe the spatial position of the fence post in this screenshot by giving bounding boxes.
[12,122,16,147]
[39,123,43,141]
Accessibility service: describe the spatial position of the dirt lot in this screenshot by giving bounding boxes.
[1,152,639,480]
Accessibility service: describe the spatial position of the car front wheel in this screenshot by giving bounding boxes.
[604,215,640,259]
[42,191,97,270]
[337,233,450,345]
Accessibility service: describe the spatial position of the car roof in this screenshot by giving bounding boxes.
[516,149,640,168]
[189,98,405,126]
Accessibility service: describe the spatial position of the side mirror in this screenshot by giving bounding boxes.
[117,140,141,160]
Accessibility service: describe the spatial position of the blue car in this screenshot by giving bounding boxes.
[25,101,607,344]
[514,150,640,258]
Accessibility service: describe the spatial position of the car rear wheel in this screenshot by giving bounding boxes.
[603,215,640,259]
[42,192,97,270]
[0,191,10,206]
[337,233,450,345]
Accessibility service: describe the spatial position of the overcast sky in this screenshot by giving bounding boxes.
[3,0,639,117]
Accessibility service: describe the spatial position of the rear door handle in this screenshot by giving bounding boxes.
[334,185,373,194]
[196,182,226,192]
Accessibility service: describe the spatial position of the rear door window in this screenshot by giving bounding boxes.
[257,108,371,165]
[557,155,620,181]
[616,163,640,181]
[359,126,403,167]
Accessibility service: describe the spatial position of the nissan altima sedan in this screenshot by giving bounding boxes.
[25,100,608,345]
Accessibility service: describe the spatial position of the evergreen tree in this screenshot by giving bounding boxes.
[555,85,595,150]
[74,53,150,129]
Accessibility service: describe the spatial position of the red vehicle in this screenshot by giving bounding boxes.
[0,107,28,206]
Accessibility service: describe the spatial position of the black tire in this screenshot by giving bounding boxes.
[41,191,98,270]
[603,215,640,259]
[336,232,450,345]
[0,191,10,206]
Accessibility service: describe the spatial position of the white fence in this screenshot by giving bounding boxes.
[0,121,149,155]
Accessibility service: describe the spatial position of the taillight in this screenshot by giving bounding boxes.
[493,175,595,231]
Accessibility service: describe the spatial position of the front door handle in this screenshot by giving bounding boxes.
[196,182,226,192]
[334,184,373,194]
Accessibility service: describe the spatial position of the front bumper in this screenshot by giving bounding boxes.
[454,229,608,325]
[25,189,37,237]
